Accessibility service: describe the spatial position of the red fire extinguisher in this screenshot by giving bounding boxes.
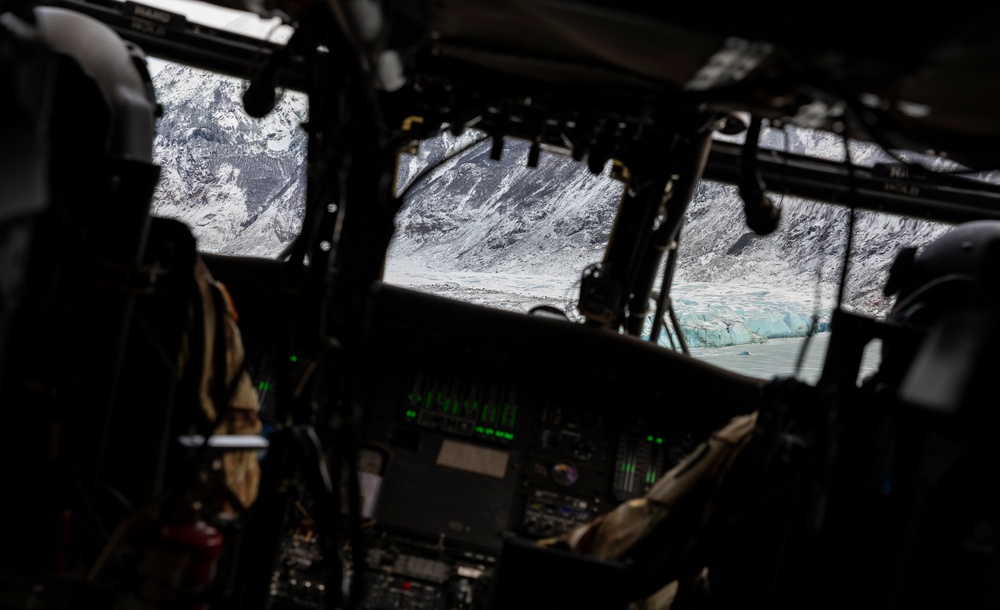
[117,511,224,610]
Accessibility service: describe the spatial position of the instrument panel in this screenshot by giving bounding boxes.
[267,282,760,609]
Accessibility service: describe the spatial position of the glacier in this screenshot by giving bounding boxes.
[383,267,831,349]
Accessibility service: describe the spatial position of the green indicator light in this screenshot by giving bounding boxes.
[425,392,433,409]
[405,410,417,418]
[494,430,503,437]
[289,355,298,362]
[505,433,514,440]
[501,403,516,427]
[647,435,654,442]
[656,437,663,445]
[485,428,494,435]
[475,426,484,433]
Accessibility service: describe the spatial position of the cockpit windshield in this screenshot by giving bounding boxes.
[149,58,307,256]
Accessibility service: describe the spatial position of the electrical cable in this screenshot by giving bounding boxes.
[786,123,823,380]
[393,132,491,210]
[648,232,689,354]
[663,313,679,351]
[793,124,857,380]
[802,78,1000,180]
[666,301,690,355]
[649,243,676,346]
[836,130,858,311]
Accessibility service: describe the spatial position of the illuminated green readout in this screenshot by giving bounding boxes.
[289,355,298,362]
[646,472,657,484]
[257,381,274,392]
[656,437,663,444]
[646,435,663,444]
[500,403,518,427]
[408,391,485,414]
[403,385,515,440]
[474,425,513,440]
[620,464,636,473]
[411,391,468,414]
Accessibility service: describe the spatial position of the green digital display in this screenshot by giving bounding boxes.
[472,426,514,440]
[403,376,517,443]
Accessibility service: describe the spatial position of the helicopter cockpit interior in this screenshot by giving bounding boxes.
[3,0,1000,609]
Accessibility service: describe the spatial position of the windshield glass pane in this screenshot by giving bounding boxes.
[387,130,624,315]
[150,58,307,257]
[383,127,956,384]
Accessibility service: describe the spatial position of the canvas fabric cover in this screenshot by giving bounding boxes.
[180,257,263,512]
[540,412,759,610]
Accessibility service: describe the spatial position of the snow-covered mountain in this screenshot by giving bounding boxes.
[151,63,308,256]
[387,126,951,319]
[149,63,955,345]
[389,132,622,284]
